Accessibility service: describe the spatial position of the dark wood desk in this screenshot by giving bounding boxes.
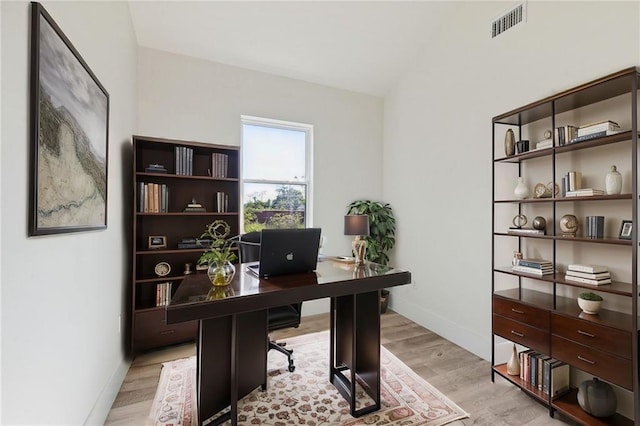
[167,258,411,426]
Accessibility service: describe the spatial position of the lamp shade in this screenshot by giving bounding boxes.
[344,215,370,236]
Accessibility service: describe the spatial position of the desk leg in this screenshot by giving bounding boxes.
[197,310,267,426]
[330,290,381,417]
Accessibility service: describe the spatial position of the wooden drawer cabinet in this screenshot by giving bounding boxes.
[493,296,549,331]
[134,310,197,351]
[552,335,632,390]
[551,313,631,359]
[493,314,549,354]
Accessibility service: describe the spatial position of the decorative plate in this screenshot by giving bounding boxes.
[154,261,171,277]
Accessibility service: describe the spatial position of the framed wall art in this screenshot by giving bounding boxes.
[29,2,109,236]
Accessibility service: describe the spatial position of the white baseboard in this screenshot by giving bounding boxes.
[390,294,490,361]
[83,358,131,425]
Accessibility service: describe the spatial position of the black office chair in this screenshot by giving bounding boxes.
[237,231,302,372]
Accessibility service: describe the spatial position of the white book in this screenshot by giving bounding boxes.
[564,275,611,285]
[578,120,619,137]
[512,265,554,275]
[565,270,610,280]
[567,264,609,274]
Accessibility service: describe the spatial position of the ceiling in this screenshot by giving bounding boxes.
[128,1,455,97]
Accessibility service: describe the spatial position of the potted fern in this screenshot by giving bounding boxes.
[346,200,396,312]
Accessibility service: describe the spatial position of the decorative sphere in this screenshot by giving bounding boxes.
[560,214,579,236]
[577,378,617,417]
[532,216,546,230]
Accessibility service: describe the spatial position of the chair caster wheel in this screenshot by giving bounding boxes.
[288,364,295,372]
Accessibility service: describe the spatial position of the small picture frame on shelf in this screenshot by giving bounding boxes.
[148,235,167,249]
[619,220,633,240]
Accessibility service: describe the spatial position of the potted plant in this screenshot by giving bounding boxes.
[198,220,237,287]
[578,292,603,314]
[346,200,396,312]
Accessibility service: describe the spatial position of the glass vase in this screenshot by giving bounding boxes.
[207,261,236,287]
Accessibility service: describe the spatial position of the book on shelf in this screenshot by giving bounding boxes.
[585,215,605,238]
[534,139,553,150]
[175,146,194,176]
[555,125,578,146]
[215,191,228,213]
[566,171,582,192]
[577,120,619,137]
[145,164,167,173]
[156,282,172,307]
[507,227,544,235]
[518,259,553,269]
[549,361,570,397]
[569,129,620,144]
[565,269,610,280]
[567,264,609,274]
[519,349,533,380]
[564,275,612,285]
[139,183,170,213]
[211,153,229,178]
[512,265,554,275]
[565,188,604,197]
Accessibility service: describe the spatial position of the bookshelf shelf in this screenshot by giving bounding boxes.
[491,68,640,424]
[131,135,240,353]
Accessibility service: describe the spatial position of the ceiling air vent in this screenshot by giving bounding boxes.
[491,1,527,38]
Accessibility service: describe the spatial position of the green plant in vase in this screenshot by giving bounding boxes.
[198,220,237,287]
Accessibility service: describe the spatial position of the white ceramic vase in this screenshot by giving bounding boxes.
[605,165,622,194]
[514,177,530,200]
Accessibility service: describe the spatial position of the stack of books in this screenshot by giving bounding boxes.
[569,121,620,144]
[512,258,554,276]
[565,264,611,285]
[519,350,570,397]
[534,139,553,150]
[565,188,604,197]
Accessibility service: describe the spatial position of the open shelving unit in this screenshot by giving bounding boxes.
[491,68,639,425]
[131,135,240,353]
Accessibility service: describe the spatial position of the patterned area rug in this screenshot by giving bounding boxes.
[149,330,468,426]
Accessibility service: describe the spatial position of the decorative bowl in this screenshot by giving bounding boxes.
[578,297,602,314]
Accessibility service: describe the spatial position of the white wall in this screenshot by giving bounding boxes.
[137,47,384,314]
[1,1,137,424]
[384,0,639,360]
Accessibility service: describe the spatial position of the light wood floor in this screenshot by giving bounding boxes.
[105,311,575,425]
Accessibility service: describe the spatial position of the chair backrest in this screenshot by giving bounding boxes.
[237,231,261,263]
[238,232,303,331]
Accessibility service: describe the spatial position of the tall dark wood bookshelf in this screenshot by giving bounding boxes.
[131,135,240,353]
[491,68,639,424]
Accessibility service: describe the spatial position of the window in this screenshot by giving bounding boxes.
[241,116,313,233]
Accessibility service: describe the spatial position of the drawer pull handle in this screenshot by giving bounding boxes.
[511,309,525,314]
[577,355,595,365]
[159,330,175,335]
[577,330,595,338]
[511,330,524,337]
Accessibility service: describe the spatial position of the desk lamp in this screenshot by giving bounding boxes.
[344,215,370,265]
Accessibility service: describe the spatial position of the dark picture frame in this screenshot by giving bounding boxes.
[29,2,109,236]
[619,220,633,240]
[148,236,168,250]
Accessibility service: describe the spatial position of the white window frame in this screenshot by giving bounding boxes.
[240,115,314,230]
